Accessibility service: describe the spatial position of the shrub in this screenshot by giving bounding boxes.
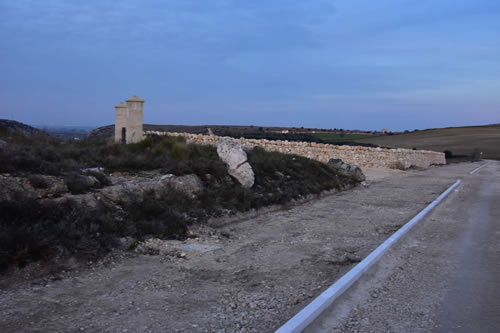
[64,172,95,194]
[0,197,119,271]
[444,150,453,159]
[471,148,482,161]
[28,175,50,189]
[246,147,343,206]
[124,188,195,239]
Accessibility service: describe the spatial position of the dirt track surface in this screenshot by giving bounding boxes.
[0,162,481,333]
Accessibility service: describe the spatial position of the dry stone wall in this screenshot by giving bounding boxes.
[147,131,446,169]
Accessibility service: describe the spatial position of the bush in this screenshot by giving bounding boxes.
[125,188,193,239]
[246,147,343,206]
[64,173,96,194]
[0,133,224,178]
[28,175,50,189]
[471,148,482,161]
[0,186,199,271]
[0,197,119,271]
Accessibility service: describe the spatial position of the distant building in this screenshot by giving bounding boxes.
[381,128,388,134]
[114,96,144,144]
[280,129,289,134]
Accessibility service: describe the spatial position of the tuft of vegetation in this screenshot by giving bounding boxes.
[444,149,485,164]
[124,188,196,239]
[471,148,482,161]
[248,147,348,204]
[0,187,201,271]
[0,198,119,271]
[0,132,222,176]
[28,175,50,189]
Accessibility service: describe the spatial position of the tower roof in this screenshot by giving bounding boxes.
[115,102,127,108]
[126,96,145,103]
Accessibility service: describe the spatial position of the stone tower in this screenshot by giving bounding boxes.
[114,96,144,144]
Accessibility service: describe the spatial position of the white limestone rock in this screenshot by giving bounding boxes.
[216,137,255,188]
[100,174,203,202]
[169,174,203,198]
[327,158,366,182]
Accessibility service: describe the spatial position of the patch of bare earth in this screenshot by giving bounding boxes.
[0,163,474,333]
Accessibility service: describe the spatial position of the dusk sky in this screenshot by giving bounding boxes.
[1,0,499,131]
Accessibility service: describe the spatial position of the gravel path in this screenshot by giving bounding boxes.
[0,162,478,333]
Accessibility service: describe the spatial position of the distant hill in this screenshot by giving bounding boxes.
[41,126,94,141]
[88,124,377,143]
[353,124,500,160]
[0,119,49,139]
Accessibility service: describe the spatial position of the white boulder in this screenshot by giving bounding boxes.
[216,137,255,188]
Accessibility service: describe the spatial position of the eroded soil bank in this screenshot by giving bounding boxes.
[0,163,476,333]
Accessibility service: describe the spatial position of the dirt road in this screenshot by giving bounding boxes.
[0,162,485,333]
[307,160,500,332]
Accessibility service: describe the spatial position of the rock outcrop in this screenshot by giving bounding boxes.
[100,174,203,203]
[327,159,366,182]
[216,137,255,188]
[0,174,68,201]
[0,171,203,205]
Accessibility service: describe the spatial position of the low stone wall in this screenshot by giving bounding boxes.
[146,131,446,169]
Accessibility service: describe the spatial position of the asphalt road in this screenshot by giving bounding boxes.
[306,160,500,333]
[433,161,500,333]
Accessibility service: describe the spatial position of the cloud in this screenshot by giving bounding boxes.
[0,0,499,129]
[0,0,335,55]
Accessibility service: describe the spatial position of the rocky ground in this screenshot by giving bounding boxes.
[0,162,476,333]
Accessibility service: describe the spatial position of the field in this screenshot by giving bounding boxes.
[353,124,500,160]
[311,132,374,143]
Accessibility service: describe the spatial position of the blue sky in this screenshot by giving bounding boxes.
[0,0,499,131]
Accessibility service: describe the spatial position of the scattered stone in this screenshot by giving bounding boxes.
[176,243,223,254]
[327,158,366,182]
[135,238,223,257]
[117,237,136,249]
[81,167,105,173]
[82,175,100,188]
[168,174,203,198]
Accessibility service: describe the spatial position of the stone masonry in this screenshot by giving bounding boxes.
[114,96,144,144]
[147,131,446,170]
